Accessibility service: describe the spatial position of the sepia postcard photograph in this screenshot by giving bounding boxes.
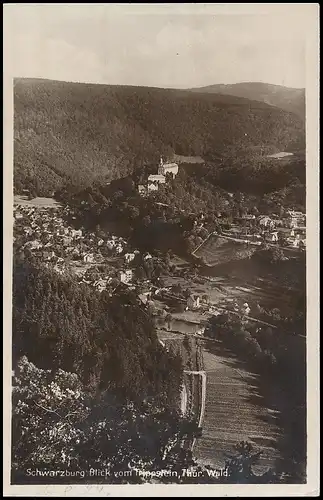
[3,3,320,497]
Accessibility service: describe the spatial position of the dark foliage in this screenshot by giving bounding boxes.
[12,257,183,406]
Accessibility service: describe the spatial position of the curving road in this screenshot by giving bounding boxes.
[184,370,207,451]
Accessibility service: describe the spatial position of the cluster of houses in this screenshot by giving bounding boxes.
[153,285,206,313]
[13,200,169,299]
[13,203,141,288]
[69,252,154,293]
[138,156,179,195]
[13,192,306,347]
[229,210,306,249]
[76,268,135,293]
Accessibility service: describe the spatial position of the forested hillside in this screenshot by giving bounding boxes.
[14,78,305,196]
[13,257,182,405]
[189,82,305,119]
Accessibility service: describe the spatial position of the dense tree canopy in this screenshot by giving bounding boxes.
[14,78,304,196]
[13,257,183,405]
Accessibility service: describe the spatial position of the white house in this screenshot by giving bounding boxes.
[270,232,279,242]
[119,269,133,284]
[148,183,159,192]
[242,303,251,315]
[241,214,256,220]
[187,294,200,310]
[93,279,107,292]
[124,252,136,264]
[287,210,305,218]
[289,218,298,229]
[258,216,274,229]
[83,253,95,263]
[71,229,82,238]
[196,326,205,336]
[287,210,305,228]
[158,157,179,177]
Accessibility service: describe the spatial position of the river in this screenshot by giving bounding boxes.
[194,339,282,475]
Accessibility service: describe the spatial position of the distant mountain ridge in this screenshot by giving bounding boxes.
[188,82,305,119]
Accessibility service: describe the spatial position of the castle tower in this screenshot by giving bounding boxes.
[158,156,164,175]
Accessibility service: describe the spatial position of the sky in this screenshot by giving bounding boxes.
[4,4,313,89]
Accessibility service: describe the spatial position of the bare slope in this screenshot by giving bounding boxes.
[193,234,258,267]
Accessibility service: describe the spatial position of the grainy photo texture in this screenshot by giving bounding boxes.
[4,3,319,494]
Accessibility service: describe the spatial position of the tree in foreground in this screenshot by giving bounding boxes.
[11,356,197,484]
[223,441,276,484]
[13,357,294,485]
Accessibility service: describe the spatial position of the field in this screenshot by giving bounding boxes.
[267,151,294,159]
[194,340,282,475]
[14,196,61,208]
[172,154,205,164]
[193,234,257,267]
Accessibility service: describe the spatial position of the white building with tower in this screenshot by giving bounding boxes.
[148,174,166,184]
[158,157,179,177]
[138,155,180,195]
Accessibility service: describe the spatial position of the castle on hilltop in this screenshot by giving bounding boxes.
[140,156,179,195]
[157,156,179,177]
